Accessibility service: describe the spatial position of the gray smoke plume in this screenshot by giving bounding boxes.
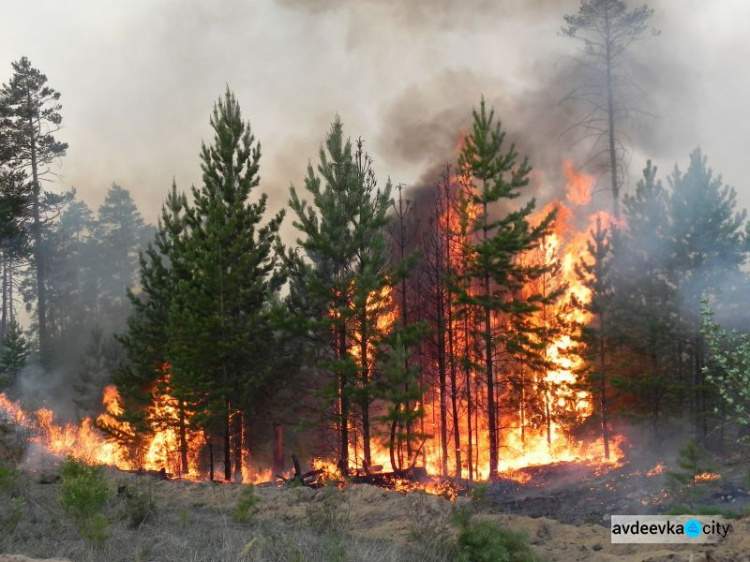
[0,0,745,234]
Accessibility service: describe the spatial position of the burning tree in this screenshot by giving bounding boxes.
[112,89,285,481]
[286,117,394,473]
[453,98,558,480]
[574,216,614,458]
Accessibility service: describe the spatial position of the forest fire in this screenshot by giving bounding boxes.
[0,159,626,491]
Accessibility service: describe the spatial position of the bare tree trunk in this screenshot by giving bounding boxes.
[273,423,284,474]
[338,321,350,473]
[360,313,372,468]
[599,311,610,460]
[234,409,243,481]
[481,196,498,481]
[28,106,49,364]
[1,254,7,342]
[207,432,215,481]
[224,402,231,481]
[604,14,620,220]
[435,243,449,478]
[464,314,473,481]
[178,400,189,475]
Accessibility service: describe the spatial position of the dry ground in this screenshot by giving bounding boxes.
[2,463,750,562]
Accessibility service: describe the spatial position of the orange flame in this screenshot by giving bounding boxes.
[563,159,595,206]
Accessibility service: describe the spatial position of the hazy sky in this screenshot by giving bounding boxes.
[1,0,748,237]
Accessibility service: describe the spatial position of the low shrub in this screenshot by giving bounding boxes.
[454,510,537,562]
[233,485,258,522]
[59,457,110,548]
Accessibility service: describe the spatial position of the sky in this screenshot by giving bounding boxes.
[1,0,748,239]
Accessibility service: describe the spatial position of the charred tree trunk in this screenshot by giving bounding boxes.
[224,402,231,481]
[233,409,243,481]
[435,271,449,477]
[273,423,284,474]
[464,314,474,481]
[599,311,610,460]
[338,320,350,473]
[360,314,372,468]
[207,432,215,481]
[389,417,399,472]
[481,197,498,481]
[178,399,189,475]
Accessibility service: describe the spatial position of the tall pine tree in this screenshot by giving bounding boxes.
[0,57,69,364]
[454,98,557,480]
[286,117,392,473]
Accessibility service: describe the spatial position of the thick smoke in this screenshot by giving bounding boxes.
[0,0,746,249]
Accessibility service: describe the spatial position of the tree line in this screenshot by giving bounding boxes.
[2,0,750,482]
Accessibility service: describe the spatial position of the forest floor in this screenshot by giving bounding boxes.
[1,451,750,562]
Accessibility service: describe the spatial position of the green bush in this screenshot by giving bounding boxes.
[60,458,108,523]
[233,485,258,522]
[81,513,110,550]
[667,437,717,489]
[59,458,110,548]
[0,464,18,494]
[454,512,537,562]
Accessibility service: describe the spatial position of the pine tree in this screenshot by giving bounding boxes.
[73,324,122,418]
[611,162,678,437]
[44,197,98,340]
[168,88,285,481]
[111,182,189,470]
[0,168,27,342]
[668,149,748,438]
[0,318,30,390]
[385,184,427,470]
[286,117,392,473]
[574,216,614,458]
[96,183,148,326]
[454,98,557,480]
[375,334,425,471]
[562,0,658,218]
[0,57,69,363]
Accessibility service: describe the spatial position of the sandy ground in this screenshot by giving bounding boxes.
[3,466,750,561]
[147,477,750,561]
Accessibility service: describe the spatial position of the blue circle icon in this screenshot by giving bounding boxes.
[685,519,702,538]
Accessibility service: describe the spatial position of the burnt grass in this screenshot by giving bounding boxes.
[483,450,750,525]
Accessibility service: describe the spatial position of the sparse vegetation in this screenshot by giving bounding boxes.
[305,487,350,536]
[453,509,537,562]
[59,458,110,548]
[118,480,156,528]
[233,484,258,522]
[0,462,18,493]
[667,436,717,490]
